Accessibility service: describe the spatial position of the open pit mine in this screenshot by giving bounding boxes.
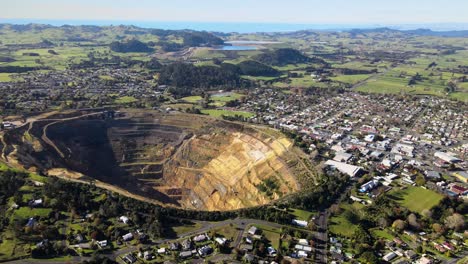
[0,109,314,211]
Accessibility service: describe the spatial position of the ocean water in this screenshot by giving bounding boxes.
[1,19,468,33]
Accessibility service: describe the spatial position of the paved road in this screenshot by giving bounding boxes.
[314,211,328,264]
[314,180,356,264]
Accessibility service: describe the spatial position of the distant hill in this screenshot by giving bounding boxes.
[0,23,224,48]
[158,62,248,96]
[404,28,468,37]
[254,48,324,66]
[347,27,468,37]
[110,39,153,53]
[237,60,280,77]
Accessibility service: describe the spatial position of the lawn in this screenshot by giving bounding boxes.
[200,109,254,118]
[290,208,315,221]
[329,214,357,238]
[251,224,281,249]
[211,224,240,240]
[329,203,364,237]
[262,230,281,249]
[389,186,443,214]
[171,222,202,236]
[13,207,53,219]
[370,228,394,240]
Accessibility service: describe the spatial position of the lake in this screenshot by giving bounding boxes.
[219,45,258,51]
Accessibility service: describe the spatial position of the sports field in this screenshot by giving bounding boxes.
[389,186,443,214]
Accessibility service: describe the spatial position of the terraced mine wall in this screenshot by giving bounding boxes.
[3,110,313,211]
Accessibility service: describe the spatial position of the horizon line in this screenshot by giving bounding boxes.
[2,18,468,32]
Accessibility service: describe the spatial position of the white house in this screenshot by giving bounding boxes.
[359,180,379,193]
[292,219,308,227]
[119,216,130,224]
[97,240,107,248]
[193,234,207,243]
[215,237,227,245]
[383,252,396,262]
[122,233,133,241]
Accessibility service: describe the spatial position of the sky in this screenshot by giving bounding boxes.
[1,0,468,25]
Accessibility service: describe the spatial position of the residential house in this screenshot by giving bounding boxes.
[124,254,137,264]
[248,226,258,235]
[122,232,133,241]
[383,252,396,262]
[359,180,379,193]
[179,251,192,259]
[181,239,192,250]
[193,234,207,243]
[215,237,227,245]
[198,245,213,257]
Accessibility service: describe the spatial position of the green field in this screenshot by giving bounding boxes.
[181,95,203,103]
[99,75,115,81]
[331,74,371,84]
[115,96,138,104]
[211,92,245,102]
[329,203,364,237]
[389,187,443,214]
[181,93,245,106]
[0,73,12,82]
[200,109,254,118]
[0,231,30,261]
[171,222,203,236]
[191,48,226,59]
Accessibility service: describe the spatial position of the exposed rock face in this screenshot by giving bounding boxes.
[163,131,298,210]
[3,110,304,211]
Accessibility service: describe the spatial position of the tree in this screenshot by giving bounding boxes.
[392,219,407,233]
[432,223,445,235]
[378,217,389,228]
[421,209,433,220]
[415,245,423,253]
[445,213,465,231]
[307,221,317,231]
[353,227,372,244]
[360,251,379,264]
[343,209,360,224]
[408,213,420,230]
[329,204,342,215]
[415,175,426,186]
